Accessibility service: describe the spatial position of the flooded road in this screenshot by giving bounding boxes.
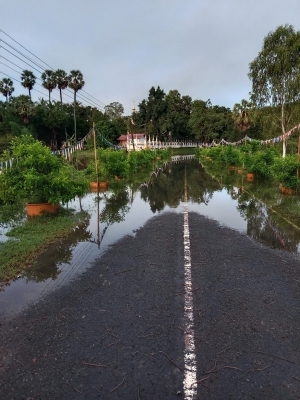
[1,156,300,320]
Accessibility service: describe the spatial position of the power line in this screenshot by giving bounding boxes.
[0,29,54,70]
[0,29,107,109]
[0,71,60,99]
[0,45,44,74]
[0,67,105,110]
[0,38,46,71]
[0,46,105,109]
[1,58,105,110]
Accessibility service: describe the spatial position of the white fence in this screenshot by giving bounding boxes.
[126,138,200,151]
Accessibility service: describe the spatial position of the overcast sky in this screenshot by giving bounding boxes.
[1,0,300,115]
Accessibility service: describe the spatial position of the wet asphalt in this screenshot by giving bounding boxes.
[1,211,300,399]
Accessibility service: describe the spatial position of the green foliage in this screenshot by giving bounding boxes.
[249,24,300,156]
[105,150,130,178]
[222,146,241,166]
[272,155,300,189]
[0,78,14,101]
[248,148,278,177]
[104,102,124,120]
[189,100,235,142]
[21,70,36,97]
[0,135,89,204]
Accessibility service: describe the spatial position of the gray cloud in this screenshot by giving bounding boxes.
[1,0,300,114]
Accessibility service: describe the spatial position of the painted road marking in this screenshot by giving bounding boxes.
[183,168,197,399]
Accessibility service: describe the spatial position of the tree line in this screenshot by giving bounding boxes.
[132,24,300,157]
[0,66,128,153]
[1,24,300,156]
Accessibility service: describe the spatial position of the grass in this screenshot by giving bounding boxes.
[0,208,89,288]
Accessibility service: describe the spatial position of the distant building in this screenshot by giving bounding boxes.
[117,133,146,149]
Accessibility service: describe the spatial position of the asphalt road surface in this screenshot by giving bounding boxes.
[1,210,300,399]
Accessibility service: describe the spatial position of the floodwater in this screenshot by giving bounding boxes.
[1,155,300,320]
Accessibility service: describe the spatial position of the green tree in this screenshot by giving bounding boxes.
[21,70,36,98]
[163,90,192,140]
[68,70,85,142]
[54,69,68,106]
[0,78,14,102]
[249,24,300,157]
[41,70,57,103]
[104,102,124,120]
[10,95,35,124]
[232,100,253,136]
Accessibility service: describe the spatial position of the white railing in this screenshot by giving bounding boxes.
[126,139,200,151]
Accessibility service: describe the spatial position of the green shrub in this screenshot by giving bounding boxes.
[272,155,300,189]
[0,135,89,204]
[222,145,241,166]
[248,148,277,178]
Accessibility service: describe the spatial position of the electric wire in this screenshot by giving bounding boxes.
[1,61,105,110]
[0,29,54,70]
[0,29,106,109]
[0,45,44,74]
[0,39,46,70]
[0,71,61,99]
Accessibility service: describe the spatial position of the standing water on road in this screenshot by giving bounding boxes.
[1,156,300,319]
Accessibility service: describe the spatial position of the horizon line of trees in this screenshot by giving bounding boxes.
[1,24,300,157]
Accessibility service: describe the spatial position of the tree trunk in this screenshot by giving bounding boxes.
[281,99,286,158]
[74,91,77,142]
[60,89,63,108]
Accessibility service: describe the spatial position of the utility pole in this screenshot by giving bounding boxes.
[93,122,99,185]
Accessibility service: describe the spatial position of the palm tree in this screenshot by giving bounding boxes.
[21,70,36,98]
[41,70,56,103]
[0,78,14,102]
[67,70,85,141]
[232,100,253,136]
[54,69,68,107]
[11,95,35,124]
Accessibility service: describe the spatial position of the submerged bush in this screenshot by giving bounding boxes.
[0,135,89,204]
[272,155,300,189]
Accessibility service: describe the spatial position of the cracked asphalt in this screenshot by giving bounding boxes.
[1,211,300,399]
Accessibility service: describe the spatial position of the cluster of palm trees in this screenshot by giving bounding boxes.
[0,69,85,141]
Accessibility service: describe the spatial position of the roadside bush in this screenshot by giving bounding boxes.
[0,135,89,204]
[247,148,278,178]
[272,155,300,189]
[222,145,241,166]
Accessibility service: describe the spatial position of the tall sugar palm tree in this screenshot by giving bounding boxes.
[54,69,68,107]
[21,70,36,98]
[41,70,56,103]
[0,78,14,102]
[67,70,85,141]
[11,95,35,124]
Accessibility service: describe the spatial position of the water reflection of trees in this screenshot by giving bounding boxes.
[237,192,300,252]
[24,216,92,282]
[201,159,300,253]
[140,160,221,212]
[100,187,130,224]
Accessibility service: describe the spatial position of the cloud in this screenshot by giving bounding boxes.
[2,0,300,114]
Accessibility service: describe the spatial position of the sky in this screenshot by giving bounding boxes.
[1,0,300,115]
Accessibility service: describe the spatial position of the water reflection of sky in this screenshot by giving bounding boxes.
[187,189,247,232]
[1,159,300,320]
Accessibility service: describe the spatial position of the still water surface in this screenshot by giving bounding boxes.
[1,156,300,319]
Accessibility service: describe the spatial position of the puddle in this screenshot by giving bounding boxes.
[1,157,300,320]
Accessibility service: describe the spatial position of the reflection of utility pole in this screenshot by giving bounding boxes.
[97,191,100,248]
[93,122,99,185]
[93,121,101,248]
